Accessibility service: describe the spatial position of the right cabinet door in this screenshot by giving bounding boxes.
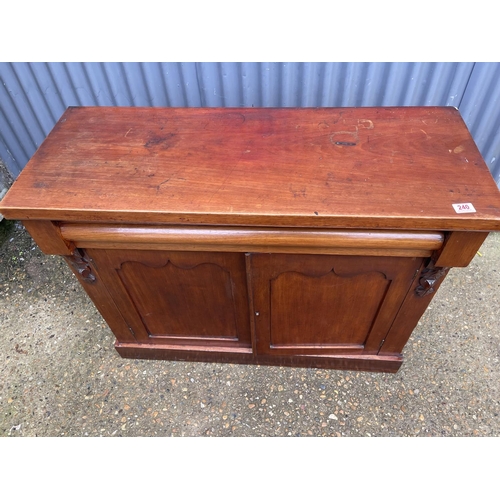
[249,254,423,357]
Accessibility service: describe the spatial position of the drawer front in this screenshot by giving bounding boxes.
[60,223,444,257]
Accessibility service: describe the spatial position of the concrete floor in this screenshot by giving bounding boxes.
[1,220,499,437]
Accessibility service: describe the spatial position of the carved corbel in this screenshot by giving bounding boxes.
[415,261,449,297]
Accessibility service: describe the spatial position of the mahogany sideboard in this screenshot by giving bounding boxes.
[1,106,500,373]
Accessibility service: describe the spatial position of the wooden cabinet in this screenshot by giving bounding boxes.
[1,106,500,372]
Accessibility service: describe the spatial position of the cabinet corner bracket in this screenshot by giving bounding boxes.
[414,260,449,297]
[68,249,96,284]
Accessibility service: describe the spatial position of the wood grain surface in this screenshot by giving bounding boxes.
[59,223,444,257]
[86,249,252,349]
[2,106,500,231]
[249,254,422,356]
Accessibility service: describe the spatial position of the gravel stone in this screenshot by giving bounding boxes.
[0,221,499,437]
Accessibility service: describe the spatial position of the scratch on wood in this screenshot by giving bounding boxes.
[125,128,132,137]
[156,178,171,192]
[155,167,186,193]
[207,165,237,204]
[357,119,374,129]
[330,127,359,147]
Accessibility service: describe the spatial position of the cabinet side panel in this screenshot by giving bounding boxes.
[379,263,450,355]
[62,254,137,343]
[23,220,74,255]
[433,231,488,267]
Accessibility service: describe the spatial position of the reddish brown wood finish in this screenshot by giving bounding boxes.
[59,223,443,257]
[249,254,421,357]
[433,231,488,267]
[62,253,137,344]
[114,343,403,373]
[1,106,499,373]
[2,107,500,231]
[22,220,73,255]
[86,249,252,351]
[380,260,450,355]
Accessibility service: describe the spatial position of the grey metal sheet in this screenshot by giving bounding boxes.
[459,62,500,185]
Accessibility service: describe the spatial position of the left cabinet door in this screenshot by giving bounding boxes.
[85,249,252,352]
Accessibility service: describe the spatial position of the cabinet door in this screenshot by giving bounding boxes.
[249,254,422,356]
[86,249,252,351]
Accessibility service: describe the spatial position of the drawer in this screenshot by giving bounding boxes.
[59,223,444,257]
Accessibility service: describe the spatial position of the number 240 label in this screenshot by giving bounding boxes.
[452,203,476,214]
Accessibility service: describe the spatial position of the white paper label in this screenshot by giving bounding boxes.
[452,203,476,214]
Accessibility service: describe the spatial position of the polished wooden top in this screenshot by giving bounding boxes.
[1,106,500,230]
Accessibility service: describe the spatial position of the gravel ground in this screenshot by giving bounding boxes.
[0,220,499,437]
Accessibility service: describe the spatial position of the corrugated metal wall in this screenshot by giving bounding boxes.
[458,63,500,184]
[1,62,499,184]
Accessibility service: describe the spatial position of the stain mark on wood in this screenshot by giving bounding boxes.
[144,133,177,150]
[289,185,307,199]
